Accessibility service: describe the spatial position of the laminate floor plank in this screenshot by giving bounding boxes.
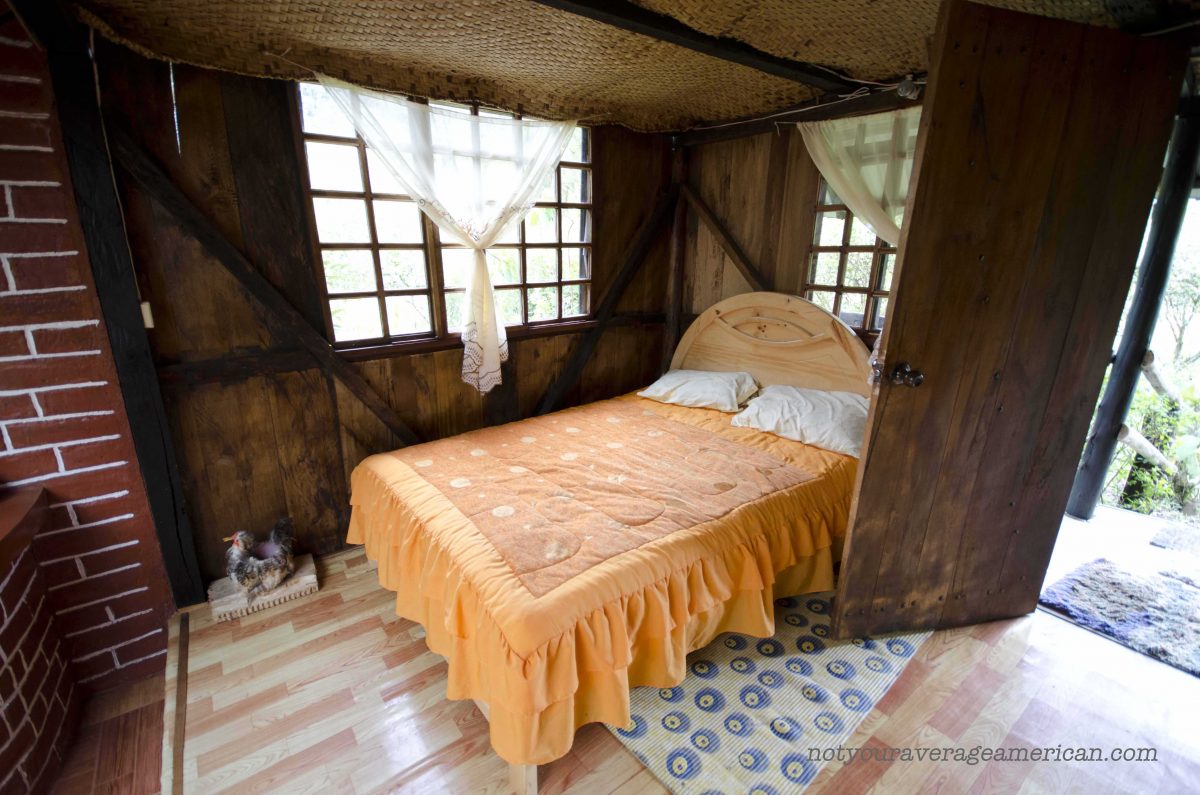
[45,545,1200,795]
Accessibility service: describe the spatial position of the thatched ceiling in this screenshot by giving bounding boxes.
[74,1,1200,131]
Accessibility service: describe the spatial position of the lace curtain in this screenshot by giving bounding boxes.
[317,76,575,393]
[798,106,921,246]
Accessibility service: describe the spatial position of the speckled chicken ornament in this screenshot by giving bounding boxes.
[225,518,296,600]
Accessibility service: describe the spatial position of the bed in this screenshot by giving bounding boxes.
[347,292,871,790]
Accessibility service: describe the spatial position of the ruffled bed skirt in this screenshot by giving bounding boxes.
[347,456,847,765]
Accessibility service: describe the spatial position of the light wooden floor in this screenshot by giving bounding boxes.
[50,674,165,794]
[51,546,1200,794]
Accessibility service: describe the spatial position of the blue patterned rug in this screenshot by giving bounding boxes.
[607,593,930,794]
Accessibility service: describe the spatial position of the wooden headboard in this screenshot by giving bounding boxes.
[670,292,872,397]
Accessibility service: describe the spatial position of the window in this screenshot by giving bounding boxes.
[296,83,592,346]
[804,180,895,333]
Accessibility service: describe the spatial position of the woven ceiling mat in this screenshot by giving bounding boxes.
[632,0,1200,83]
[73,1,1200,131]
[72,0,818,132]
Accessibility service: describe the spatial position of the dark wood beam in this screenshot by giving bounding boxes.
[1067,94,1200,519]
[680,87,921,147]
[11,0,206,605]
[157,349,315,386]
[107,127,422,446]
[536,188,678,415]
[662,145,688,372]
[529,0,855,93]
[680,183,770,292]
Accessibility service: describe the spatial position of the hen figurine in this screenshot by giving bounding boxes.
[225,518,296,600]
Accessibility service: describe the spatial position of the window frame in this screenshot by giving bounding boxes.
[803,180,896,334]
[292,85,594,352]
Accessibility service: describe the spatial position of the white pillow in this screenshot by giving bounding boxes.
[637,369,759,412]
[731,385,869,457]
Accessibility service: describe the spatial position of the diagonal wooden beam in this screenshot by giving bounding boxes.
[536,187,679,415]
[528,0,855,93]
[680,183,771,292]
[107,126,421,446]
[679,87,922,147]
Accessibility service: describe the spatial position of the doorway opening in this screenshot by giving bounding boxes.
[1044,198,1200,677]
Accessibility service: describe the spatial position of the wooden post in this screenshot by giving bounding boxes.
[10,0,205,604]
[1066,95,1200,520]
[661,142,687,372]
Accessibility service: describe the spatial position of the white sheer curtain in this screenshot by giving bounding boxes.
[317,76,575,394]
[798,106,921,246]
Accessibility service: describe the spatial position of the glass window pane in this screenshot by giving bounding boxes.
[527,286,558,322]
[818,181,841,206]
[445,291,465,332]
[493,220,520,245]
[305,142,362,191]
[563,283,587,317]
[814,211,846,247]
[366,149,406,195]
[321,249,375,293]
[844,252,872,288]
[563,127,586,162]
[560,167,590,204]
[562,247,590,280]
[380,249,427,290]
[562,208,590,244]
[374,200,423,244]
[495,288,523,326]
[525,207,558,243]
[807,290,835,313]
[313,198,370,243]
[487,248,520,285]
[385,295,432,335]
[878,252,896,291]
[809,252,839,286]
[872,297,888,331]
[839,292,867,328]
[849,217,876,246]
[329,297,382,341]
[534,170,556,203]
[298,83,356,138]
[441,248,471,289]
[527,249,557,283]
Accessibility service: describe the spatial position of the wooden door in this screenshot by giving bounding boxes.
[833,0,1187,637]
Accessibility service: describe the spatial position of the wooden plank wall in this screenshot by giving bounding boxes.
[682,127,821,314]
[96,42,669,581]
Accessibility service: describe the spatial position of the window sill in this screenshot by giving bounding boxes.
[335,318,598,362]
[334,312,665,363]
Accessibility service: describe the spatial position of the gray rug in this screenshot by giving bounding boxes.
[1150,522,1200,556]
[1039,558,1200,677]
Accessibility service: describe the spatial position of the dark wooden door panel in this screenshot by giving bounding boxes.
[833,0,1186,637]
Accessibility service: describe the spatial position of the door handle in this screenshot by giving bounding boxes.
[890,361,925,388]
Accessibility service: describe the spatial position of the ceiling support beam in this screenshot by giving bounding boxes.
[680,87,921,147]
[528,0,856,93]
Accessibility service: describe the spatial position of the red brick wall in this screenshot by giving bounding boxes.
[0,9,174,691]
[1,491,80,795]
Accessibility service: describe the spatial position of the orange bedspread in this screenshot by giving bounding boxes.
[348,394,855,764]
